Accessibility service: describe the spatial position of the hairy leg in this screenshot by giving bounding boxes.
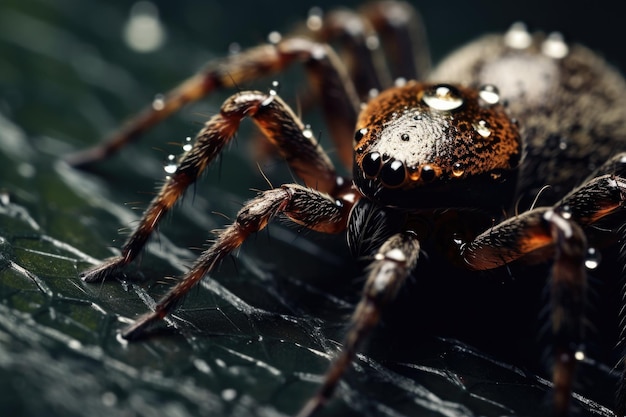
[121,182,356,340]
[80,89,343,283]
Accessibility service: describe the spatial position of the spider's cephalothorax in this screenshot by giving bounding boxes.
[353,82,521,210]
[70,2,626,417]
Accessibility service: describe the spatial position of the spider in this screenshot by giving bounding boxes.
[69,1,626,416]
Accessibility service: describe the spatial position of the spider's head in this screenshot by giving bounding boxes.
[353,81,521,210]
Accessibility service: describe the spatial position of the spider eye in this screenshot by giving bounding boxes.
[421,165,436,182]
[354,128,368,142]
[362,152,382,178]
[380,160,406,187]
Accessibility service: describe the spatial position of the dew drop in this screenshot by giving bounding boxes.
[473,120,492,138]
[68,339,82,350]
[394,77,407,87]
[307,7,324,31]
[228,42,241,55]
[269,80,280,95]
[584,247,600,270]
[123,1,167,53]
[366,34,380,50]
[542,32,569,59]
[164,154,177,174]
[193,358,212,374]
[152,93,165,111]
[221,388,237,401]
[101,391,118,407]
[302,124,313,139]
[267,31,282,45]
[262,81,280,106]
[182,136,193,152]
[422,85,464,111]
[504,22,532,49]
[452,162,464,177]
[479,84,500,105]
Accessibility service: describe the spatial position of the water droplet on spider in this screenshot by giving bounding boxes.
[585,247,601,270]
[473,120,492,138]
[302,125,313,139]
[267,30,282,44]
[152,93,165,110]
[422,85,464,111]
[542,32,569,59]
[504,21,532,49]
[394,77,407,87]
[560,205,572,219]
[574,350,586,361]
[228,42,241,55]
[452,162,464,177]
[307,6,324,31]
[262,81,280,106]
[164,154,177,174]
[182,136,193,152]
[479,84,500,105]
[558,137,568,150]
[366,34,380,50]
[269,80,280,95]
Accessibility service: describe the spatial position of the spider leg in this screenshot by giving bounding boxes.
[359,0,431,82]
[80,89,344,283]
[304,1,430,98]
[296,231,420,417]
[305,7,391,96]
[458,172,626,417]
[66,37,360,169]
[121,182,355,340]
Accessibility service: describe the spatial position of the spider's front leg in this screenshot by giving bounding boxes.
[296,231,420,417]
[80,89,344,283]
[458,164,626,417]
[122,182,356,340]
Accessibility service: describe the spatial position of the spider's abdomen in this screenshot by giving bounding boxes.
[353,81,521,210]
[430,25,626,207]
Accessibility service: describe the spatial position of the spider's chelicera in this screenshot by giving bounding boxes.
[69,2,626,416]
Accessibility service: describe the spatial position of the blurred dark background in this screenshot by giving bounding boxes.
[0,1,623,417]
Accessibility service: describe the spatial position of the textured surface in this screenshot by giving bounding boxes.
[0,1,623,416]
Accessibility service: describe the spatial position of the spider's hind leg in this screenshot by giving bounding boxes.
[459,167,626,417]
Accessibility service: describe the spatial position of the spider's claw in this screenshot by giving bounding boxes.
[121,311,162,340]
[80,256,124,283]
